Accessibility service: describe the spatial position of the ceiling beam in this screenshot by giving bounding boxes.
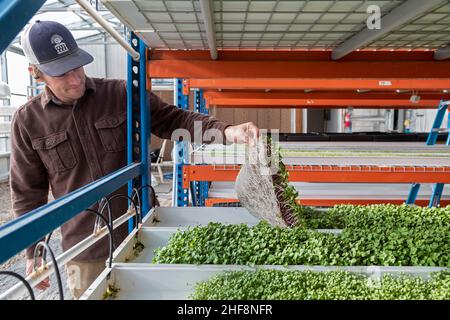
[6,45,24,56]
[332,0,446,60]
[434,45,450,60]
[9,9,116,46]
[199,0,217,60]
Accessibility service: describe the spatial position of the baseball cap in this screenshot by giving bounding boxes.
[21,20,94,77]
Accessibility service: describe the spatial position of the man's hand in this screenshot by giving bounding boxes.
[224,122,259,146]
[26,258,50,291]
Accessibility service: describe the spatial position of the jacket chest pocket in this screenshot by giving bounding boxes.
[32,131,77,173]
[94,112,127,153]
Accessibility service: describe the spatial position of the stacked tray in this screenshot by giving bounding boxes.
[81,207,448,300]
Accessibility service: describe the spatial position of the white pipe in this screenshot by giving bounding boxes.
[302,109,307,133]
[74,0,140,61]
[0,210,138,300]
[199,0,218,60]
[290,109,296,133]
[332,0,445,60]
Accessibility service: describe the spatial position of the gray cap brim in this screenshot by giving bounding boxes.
[37,47,94,77]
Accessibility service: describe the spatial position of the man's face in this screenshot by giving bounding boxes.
[40,67,86,104]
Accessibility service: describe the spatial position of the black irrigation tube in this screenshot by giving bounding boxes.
[107,194,140,230]
[0,271,35,300]
[131,188,142,224]
[33,242,64,300]
[131,184,158,219]
[2,188,151,300]
[85,209,115,269]
[96,197,114,243]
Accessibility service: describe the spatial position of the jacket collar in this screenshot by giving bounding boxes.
[40,76,96,108]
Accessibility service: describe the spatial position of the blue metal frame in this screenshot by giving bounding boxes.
[447,112,450,146]
[407,100,449,207]
[0,163,142,264]
[192,89,209,206]
[127,33,149,231]
[173,79,189,206]
[139,38,150,217]
[194,89,208,114]
[429,183,445,208]
[426,100,449,146]
[0,0,46,54]
[406,183,421,205]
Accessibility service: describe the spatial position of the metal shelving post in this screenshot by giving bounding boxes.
[173,79,190,206]
[127,32,150,231]
[192,89,209,206]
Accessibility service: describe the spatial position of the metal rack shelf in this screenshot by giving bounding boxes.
[182,164,450,188]
[205,181,450,207]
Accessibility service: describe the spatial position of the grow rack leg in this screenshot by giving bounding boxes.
[173,79,190,207]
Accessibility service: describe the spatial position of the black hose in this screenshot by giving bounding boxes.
[131,187,141,222]
[39,231,54,261]
[132,184,158,215]
[0,271,35,300]
[85,208,115,269]
[45,232,53,244]
[96,197,113,240]
[134,184,158,209]
[107,194,140,230]
[33,242,64,300]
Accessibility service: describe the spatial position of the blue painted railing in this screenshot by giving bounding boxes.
[0,163,142,264]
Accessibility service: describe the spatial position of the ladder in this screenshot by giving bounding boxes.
[406,100,450,207]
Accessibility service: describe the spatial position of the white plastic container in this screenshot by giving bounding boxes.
[142,206,260,228]
[110,226,341,265]
[81,264,447,300]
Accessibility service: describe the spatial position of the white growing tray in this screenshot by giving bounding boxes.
[112,206,260,265]
[110,227,341,265]
[111,227,176,264]
[141,206,260,227]
[81,264,447,300]
[90,206,447,300]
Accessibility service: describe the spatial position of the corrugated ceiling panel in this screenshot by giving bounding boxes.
[102,0,449,51]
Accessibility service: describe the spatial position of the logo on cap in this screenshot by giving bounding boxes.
[51,34,69,55]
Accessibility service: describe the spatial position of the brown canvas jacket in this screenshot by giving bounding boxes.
[10,77,229,261]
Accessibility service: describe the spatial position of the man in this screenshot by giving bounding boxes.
[11,20,258,299]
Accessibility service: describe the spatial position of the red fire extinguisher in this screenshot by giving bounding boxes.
[344,111,352,133]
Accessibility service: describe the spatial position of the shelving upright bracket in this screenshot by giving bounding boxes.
[173,79,190,206]
[127,33,150,231]
[192,89,209,206]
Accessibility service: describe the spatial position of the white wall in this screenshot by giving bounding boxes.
[79,36,127,80]
[105,42,127,79]
[325,109,343,132]
[411,109,448,132]
[325,108,447,133]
